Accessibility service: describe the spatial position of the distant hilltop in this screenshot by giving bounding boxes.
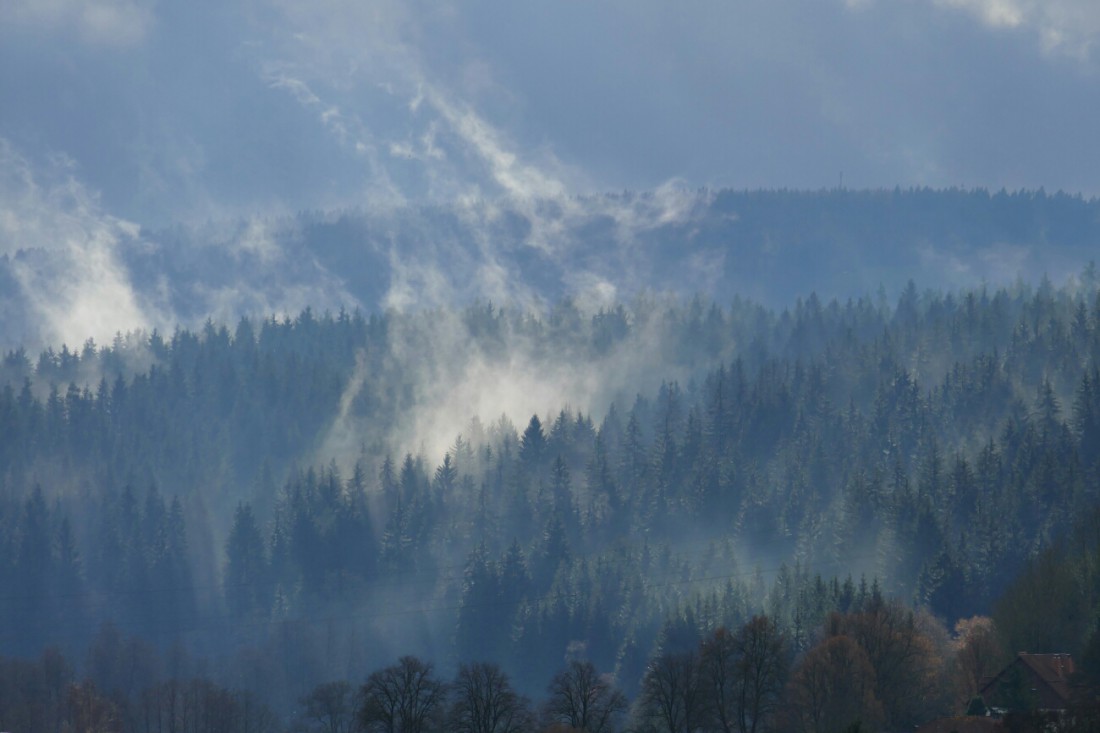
[3,187,1099,350]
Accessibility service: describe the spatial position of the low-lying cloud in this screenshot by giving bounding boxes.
[0,0,153,48]
[0,139,163,350]
[318,294,729,468]
[0,138,362,353]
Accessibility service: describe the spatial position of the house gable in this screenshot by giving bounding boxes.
[978,653,1075,712]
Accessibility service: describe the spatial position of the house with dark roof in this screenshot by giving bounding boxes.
[978,653,1076,712]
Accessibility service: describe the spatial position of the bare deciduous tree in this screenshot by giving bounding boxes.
[699,618,786,733]
[699,628,739,733]
[544,660,627,733]
[447,662,532,733]
[66,681,121,733]
[237,689,281,733]
[301,680,355,733]
[735,615,786,733]
[639,650,706,733]
[359,656,446,733]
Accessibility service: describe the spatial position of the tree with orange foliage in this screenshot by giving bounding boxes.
[951,616,1005,711]
[825,599,948,728]
[784,636,882,733]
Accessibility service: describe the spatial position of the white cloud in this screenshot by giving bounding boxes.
[0,139,166,349]
[266,73,357,147]
[937,0,1024,28]
[564,272,619,314]
[0,138,362,351]
[423,88,573,203]
[253,0,589,308]
[172,216,362,324]
[844,0,1100,60]
[262,69,408,209]
[931,0,1100,60]
[0,0,153,47]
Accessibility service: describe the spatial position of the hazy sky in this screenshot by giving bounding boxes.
[2,0,1099,227]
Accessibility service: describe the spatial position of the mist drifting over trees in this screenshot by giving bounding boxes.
[6,0,1100,726]
[4,188,1100,729]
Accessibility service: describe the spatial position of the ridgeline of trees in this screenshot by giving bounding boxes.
[3,270,1100,728]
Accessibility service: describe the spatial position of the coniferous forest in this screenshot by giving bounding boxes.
[6,0,1100,721]
[3,251,1100,731]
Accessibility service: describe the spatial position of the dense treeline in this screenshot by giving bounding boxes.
[3,271,1100,724]
[4,597,1098,732]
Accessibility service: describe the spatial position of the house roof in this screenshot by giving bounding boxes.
[978,653,1076,710]
[1017,653,1075,700]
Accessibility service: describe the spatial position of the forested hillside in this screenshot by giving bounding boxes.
[7,0,1100,721]
[3,269,1100,730]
